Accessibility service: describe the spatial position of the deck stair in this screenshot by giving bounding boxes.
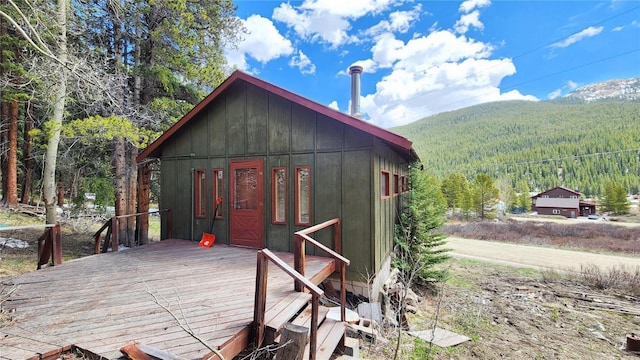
[270,302,347,360]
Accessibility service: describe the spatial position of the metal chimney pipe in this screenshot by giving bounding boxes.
[349,65,363,117]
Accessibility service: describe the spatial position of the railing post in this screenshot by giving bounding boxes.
[340,262,347,348]
[334,219,341,254]
[294,234,305,292]
[37,230,50,270]
[254,251,268,348]
[309,294,319,360]
[51,223,62,266]
[111,217,119,252]
[94,232,102,254]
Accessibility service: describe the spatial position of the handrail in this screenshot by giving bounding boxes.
[254,249,324,360]
[294,218,351,350]
[93,209,172,253]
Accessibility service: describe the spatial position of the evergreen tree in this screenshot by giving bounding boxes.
[515,179,532,212]
[440,172,469,212]
[602,181,630,214]
[471,173,499,219]
[394,165,449,286]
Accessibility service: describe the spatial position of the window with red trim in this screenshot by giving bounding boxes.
[295,166,311,226]
[393,174,399,195]
[213,169,224,218]
[272,167,287,224]
[381,170,390,198]
[194,169,206,218]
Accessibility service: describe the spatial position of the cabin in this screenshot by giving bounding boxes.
[531,186,596,218]
[137,68,419,297]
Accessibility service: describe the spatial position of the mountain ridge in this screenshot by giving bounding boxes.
[391,78,640,196]
[565,77,640,102]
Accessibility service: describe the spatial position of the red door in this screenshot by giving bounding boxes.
[230,159,264,248]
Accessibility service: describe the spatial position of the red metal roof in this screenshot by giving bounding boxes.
[532,186,581,198]
[137,70,419,162]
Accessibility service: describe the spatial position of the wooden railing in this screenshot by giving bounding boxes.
[0,224,62,270]
[93,209,172,253]
[254,249,324,360]
[294,218,351,326]
[37,224,62,269]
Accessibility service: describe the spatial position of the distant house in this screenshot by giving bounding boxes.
[137,68,419,295]
[531,186,596,218]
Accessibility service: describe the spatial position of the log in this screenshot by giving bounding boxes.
[275,323,308,360]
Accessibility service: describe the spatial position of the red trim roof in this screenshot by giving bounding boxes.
[137,70,419,162]
[532,186,581,198]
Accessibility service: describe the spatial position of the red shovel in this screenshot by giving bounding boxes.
[199,197,222,248]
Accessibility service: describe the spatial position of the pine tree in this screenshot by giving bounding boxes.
[602,181,630,214]
[515,179,532,212]
[394,165,449,286]
[471,173,499,219]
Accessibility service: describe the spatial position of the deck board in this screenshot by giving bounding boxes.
[0,239,335,359]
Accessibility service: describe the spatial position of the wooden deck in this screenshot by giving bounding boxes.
[0,239,336,360]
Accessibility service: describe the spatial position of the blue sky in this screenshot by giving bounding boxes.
[225,0,640,128]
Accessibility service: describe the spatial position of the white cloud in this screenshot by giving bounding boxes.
[273,0,406,47]
[366,4,422,36]
[459,0,491,13]
[225,15,293,71]
[548,89,562,100]
[328,100,340,110]
[289,50,317,74]
[454,10,484,34]
[550,26,604,48]
[356,30,537,127]
[547,80,580,99]
[612,26,624,32]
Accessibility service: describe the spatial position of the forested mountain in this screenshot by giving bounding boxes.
[392,82,640,197]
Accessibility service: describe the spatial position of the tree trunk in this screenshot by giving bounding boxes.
[136,161,151,245]
[21,101,34,204]
[113,136,128,245]
[126,144,137,245]
[274,323,308,360]
[5,99,18,206]
[44,0,68,225]
[1,101,8,203]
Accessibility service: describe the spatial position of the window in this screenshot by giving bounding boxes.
[213,169,224,218]
[194,169,206,218]
[393,174,399,195]
[552,209,560,215]
[542,195,549,198]
[295,166,311,226]
[381,170,390,198]
[570,195,578,199]
[402,176,408,192]
[272,167,287,224]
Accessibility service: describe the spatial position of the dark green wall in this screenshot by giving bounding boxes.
[158,79,410,279]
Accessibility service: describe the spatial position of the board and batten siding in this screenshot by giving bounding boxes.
[158,79,384,279]
[373,138,410,273]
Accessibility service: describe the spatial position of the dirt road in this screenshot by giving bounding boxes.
[446,236,640,271]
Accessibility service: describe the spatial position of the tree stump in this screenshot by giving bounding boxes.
[275,323,308,360]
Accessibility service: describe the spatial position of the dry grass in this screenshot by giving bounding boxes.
[441,219,640,254]
[579,264,640,296]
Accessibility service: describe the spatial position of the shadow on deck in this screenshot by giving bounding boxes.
[1,239,338,360]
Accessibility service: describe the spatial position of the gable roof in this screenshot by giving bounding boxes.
[137,70,419,162]
[533,186,581,198]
